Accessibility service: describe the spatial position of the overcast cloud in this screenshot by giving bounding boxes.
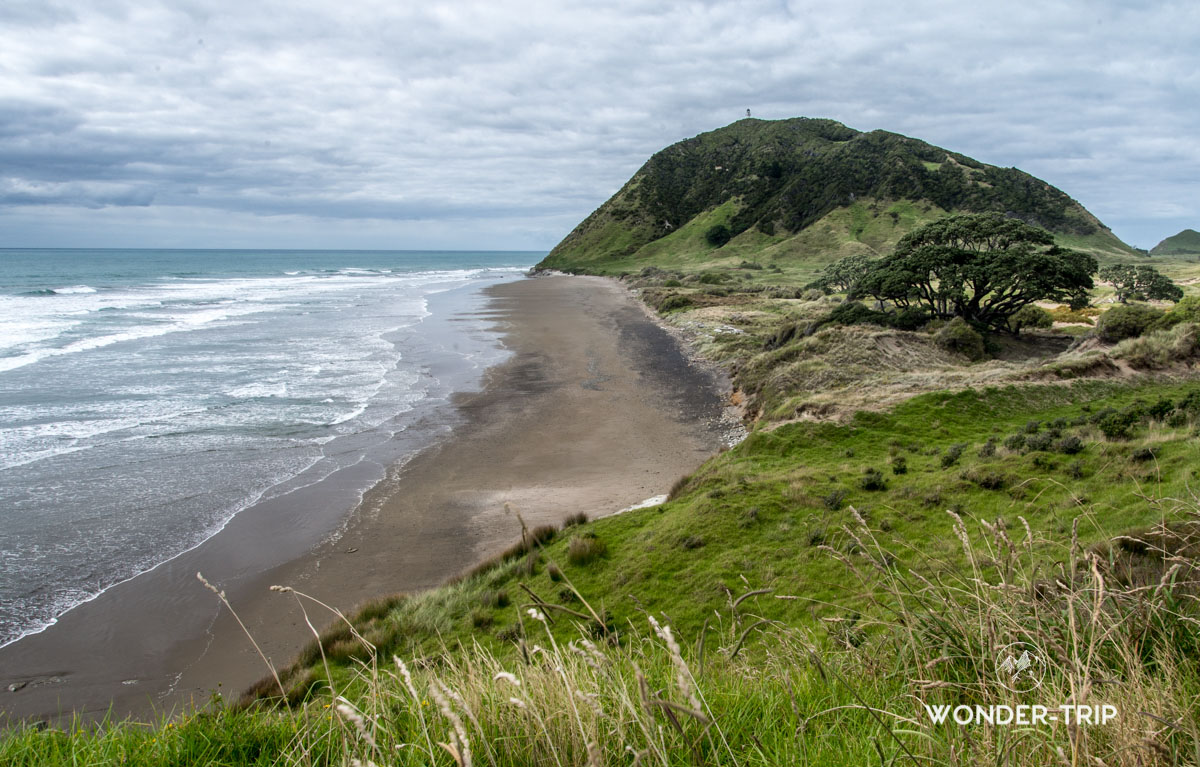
[0,0,1195,250]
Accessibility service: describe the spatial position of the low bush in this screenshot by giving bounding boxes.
[1010,304,1053,333]
[1024,432,1053,452]
[934,318,986,361]
[658,294,693,313]
[1099,409,1139,440]
[860,468,887,491]
[891,456,907,475]
[1055,434,1085,454]
[941,443,967,468]
[962,467,1008,490]
[1095,303,1164,342]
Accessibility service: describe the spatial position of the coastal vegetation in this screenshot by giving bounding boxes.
[5,117,1200,764]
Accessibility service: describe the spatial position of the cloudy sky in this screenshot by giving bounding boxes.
[0,1,1195,251]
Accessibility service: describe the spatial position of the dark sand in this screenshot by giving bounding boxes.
[0,274,731,723]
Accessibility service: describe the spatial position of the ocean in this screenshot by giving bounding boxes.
[0,249,536,647]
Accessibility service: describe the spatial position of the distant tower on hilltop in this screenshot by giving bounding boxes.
[746,108,752,117]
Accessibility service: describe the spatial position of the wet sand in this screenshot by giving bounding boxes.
[0,274,732,723]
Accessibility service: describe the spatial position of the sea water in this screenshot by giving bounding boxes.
[0,249,535,646]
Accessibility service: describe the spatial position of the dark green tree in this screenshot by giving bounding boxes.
[1098,263,1183,303]
[810,253,874,293]
[851,213,1097,333]
[704,224,732,247]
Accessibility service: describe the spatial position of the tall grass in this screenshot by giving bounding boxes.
[10,493,1195,765]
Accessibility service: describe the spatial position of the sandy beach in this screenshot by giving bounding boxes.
[0,274,732,723]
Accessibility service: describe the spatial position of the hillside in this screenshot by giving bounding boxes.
[1152,228,1200,255]
[538,117,1136,275]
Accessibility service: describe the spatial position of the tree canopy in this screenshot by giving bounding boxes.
[1097,263,1183,303]
[851,213,1097,332]
[810,253,874,293]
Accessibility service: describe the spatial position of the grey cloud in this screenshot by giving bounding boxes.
[0,0,1196,249]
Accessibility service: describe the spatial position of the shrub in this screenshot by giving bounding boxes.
[823,489,847,510]
[547,563,563,582]
[1023,420,1041,434]
[1148,398,1175,421]
[1024,432,1053,452]
[801,288,824,301]
[1095,303,1164,343]
[891,456,907,475]
[704,224,732,247]
[696,270,729,284]
[1099,410,1139,440]
[658,295,693,313]
[941,443,967,468]
[470,609,493,629]
[662,278,682,288]
[860,468,887,491]
[1010,304,1053,333]
[1003,434,1026,452]
[978,438,997,458]
[934,317,986,361]
[825,301,894,328]
[891,307,931,331]
[1055,434,1084,454]
[1153,295,1200,330]
[567,533,607,565]
[963,468,1008,490]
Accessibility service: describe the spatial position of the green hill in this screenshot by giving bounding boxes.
[539,117,1135,274]
[1152,228,1200,255]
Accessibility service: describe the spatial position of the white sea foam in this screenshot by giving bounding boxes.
[0,255,530,646]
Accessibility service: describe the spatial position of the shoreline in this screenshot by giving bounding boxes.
[1,274,733,724]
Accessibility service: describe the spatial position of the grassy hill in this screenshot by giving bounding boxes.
[1152,228,1200,256]
[538,118,1137,276]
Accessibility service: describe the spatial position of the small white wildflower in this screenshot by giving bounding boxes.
[526,608,546,623]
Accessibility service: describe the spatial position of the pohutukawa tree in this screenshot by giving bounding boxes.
[851,213,1098,333]
[1097,263,1184,303]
